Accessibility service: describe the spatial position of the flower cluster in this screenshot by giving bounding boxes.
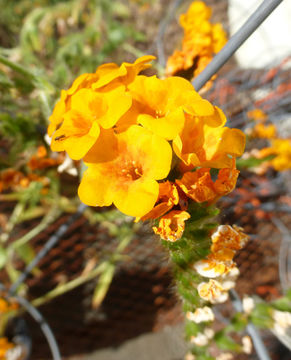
[245,108,291,172]
[0,146,61,194]
[166,1,227,86]
[194,225,249,303]
[48,56,245,239]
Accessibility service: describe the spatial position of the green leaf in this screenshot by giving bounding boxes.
[214,332,241,352]
[92,262,115,308]
[0,246,7,269]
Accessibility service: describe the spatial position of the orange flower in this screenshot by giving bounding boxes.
[0,169,25,192]
[78,125,172,217]
[139,181,179,221]
[48,56,155,138]
[210,225,249,254]
[153,210,190,241]
[176,168,216,203]
[166,1,227,80]
[0,298,18,313]
[176,165,239,203]
[251,123,277,139]
[51,86,132,160]
[173,112,245,168]
[247,108,268,122]
[28,146,62,170]
[128,75,201,140]
[0,337,14,359]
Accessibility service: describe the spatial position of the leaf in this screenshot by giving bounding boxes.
[92,262,115,308]
[0,246,7,269]
[214,332,241,352]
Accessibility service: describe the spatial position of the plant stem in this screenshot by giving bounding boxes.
[0,202,25,243]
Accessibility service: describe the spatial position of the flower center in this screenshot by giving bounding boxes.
[120,160,143,181]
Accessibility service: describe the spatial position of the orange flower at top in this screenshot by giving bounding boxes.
[48,55,155,145]
[166,1,227,80]
[128,75,211,140]
[78,125,172,217]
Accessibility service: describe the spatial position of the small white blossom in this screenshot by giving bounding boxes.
[242,335,252,354]
[186,306,215,323]
[57,154,78,176]
[184,352,196,360]
[242,296,255,314]
[198,280,229,304]
[190,327,214,346]
[216,353,233,360]
[272,310,291,335]
[190,332,209,346]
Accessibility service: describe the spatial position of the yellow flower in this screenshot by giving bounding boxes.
[153,210,190,241]
[48,56,155,139]
[247,108,268,122]
[166,1,227,80]
[173,112,245,168]
[51,86,131,160]
[78,125,172,217]
[270,139,291,171]
[251,123,277,139]
[128,75,200,140]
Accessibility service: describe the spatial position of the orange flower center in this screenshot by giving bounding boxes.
[120,159,143,181]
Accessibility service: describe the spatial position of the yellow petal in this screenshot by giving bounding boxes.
[117,125,172,180]
[83,128,118,163]
[114,178,159,217]
[78,164,114,207]
[138,107,185,140]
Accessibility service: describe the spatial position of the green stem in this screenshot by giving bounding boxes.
[11,206,61,250]
[31,261,107,308]
[0,202,25,243]
[0,54,36,79]
[31,231,133,308]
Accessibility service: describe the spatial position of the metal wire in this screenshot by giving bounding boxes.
[192,0,284,91]
[0,283,61,360]
[9,203,87,295]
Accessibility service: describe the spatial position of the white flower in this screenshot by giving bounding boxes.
[242,335,252,354]
[190,327,214,346]
[242,296,255,314]
[272,310,291,335]
[190,332,209,346]
[184,352,196,360]
[198,279,229,304]
[216,353,233,360]
[193,259,234,278]
[186,306,215,323]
